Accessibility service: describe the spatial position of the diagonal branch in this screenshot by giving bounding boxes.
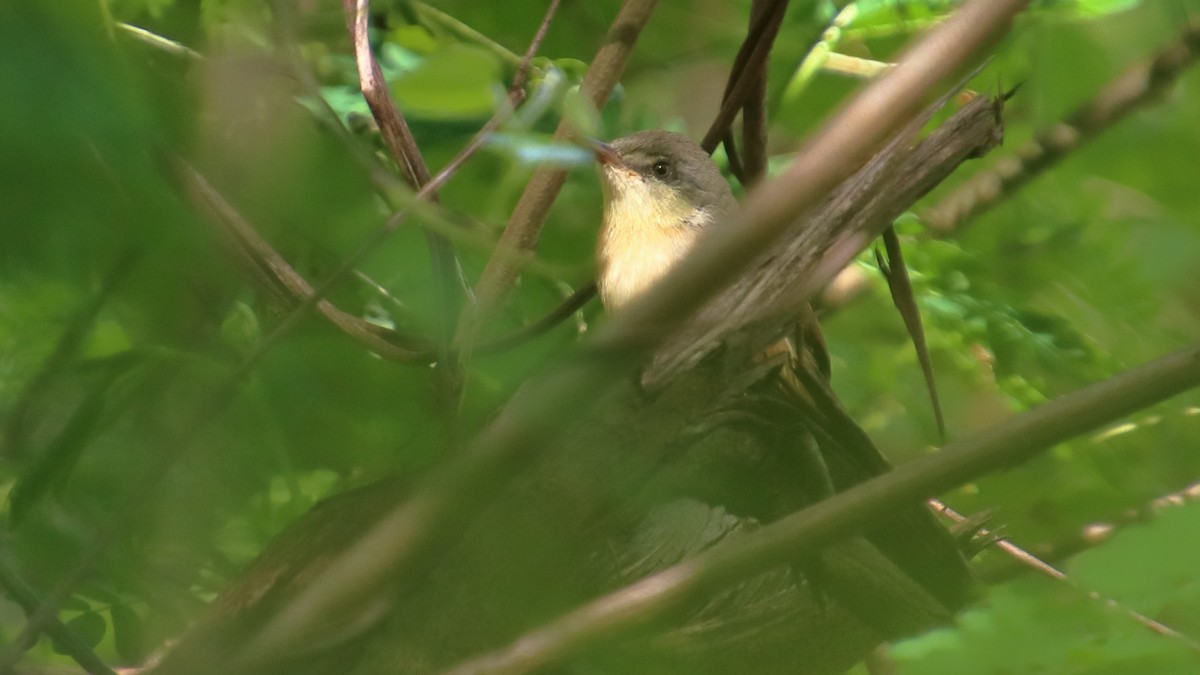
[438,342,1200,675]
[923,19,1200,233]
[0,549,117,674]
[234,1,1027,666]
[932,500,1200,654]
[175,160,437,364]
[344,0,462,370]
[344,0,431,191]
[246,0,562,366]
[457,0,661,347]
[700,0,789,156]
[737,0,781,185]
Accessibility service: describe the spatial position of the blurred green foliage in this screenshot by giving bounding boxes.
[1,0,1199,671]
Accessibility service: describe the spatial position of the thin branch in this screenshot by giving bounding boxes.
[269,0,414,208]
[511,0,561,94]
[0,553,116,675]
[344,0,432,191]
[410,1,523,68]
[984,473,1200,581]
[457,0,661,347]
[438,342,1200,675]
[0,249,139,459]
[235,1,1026,665]
[206,0,562,368]
[700,0,789,154]
[475,282,596,356]
[180,143,580,365]
[931,500,1200,654]
[343,1,464,395]
[738,0,778,185]
[175,160,437,364]
[923,20,1200,233]
[414,0,563,192]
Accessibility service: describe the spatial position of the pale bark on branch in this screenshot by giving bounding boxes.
[923,20,1200,233]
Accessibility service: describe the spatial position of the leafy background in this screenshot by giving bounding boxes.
[1,0,1199,672]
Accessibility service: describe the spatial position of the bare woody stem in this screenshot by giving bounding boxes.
[923,20,1200,233]
[457,0,661,347]
[176,161,437,364]
[736,0,782,185]
[932,500,1200,654]
[246,0,562,365]
[344,0,465,370]
[701,0,789,156]
[344,0,431,190]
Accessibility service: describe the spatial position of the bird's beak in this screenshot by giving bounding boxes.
[585,137,624,168]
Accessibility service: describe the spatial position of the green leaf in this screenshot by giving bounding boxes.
[52,611,106,654]
[560,87,601,139]
[388,24,439,55]
[391,44,501,119]
[1069,503,1200,613]
[111,603,146,663]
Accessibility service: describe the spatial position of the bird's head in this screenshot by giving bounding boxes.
[590,130,736,310]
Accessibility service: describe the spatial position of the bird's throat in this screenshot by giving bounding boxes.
[596,181,707,310]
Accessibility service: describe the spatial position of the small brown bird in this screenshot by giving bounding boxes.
[593,130,738,311]
[590,129,974,630]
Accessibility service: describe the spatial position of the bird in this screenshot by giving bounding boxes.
[148,131,976,675]
[593,130,739,312]
[589,129,975,635]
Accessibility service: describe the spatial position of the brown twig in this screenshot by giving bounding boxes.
[932,499,1200,654]
[344,0,432,191]
[739,0,776,186]
[457,0,661,348]
[221,0,563,367]
[343,1,465,404]
[438,343,1200,675]
[700,0,789,156]
[269,0,415,209]
[511,0,561,94]
[923,20,1200,233]
[983,476,1200,583]
[408,0,562,200]
[176,161,438,364]
[476,282,596,356]
[235,1,1027,665]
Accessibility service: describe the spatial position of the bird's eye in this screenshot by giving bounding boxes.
[651,160,671,178]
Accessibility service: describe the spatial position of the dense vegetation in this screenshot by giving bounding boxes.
[2,1,1199,673]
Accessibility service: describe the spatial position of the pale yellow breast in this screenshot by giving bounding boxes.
[596,171,706,310]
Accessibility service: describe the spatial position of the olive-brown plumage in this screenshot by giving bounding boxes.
[590,129,976,632]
